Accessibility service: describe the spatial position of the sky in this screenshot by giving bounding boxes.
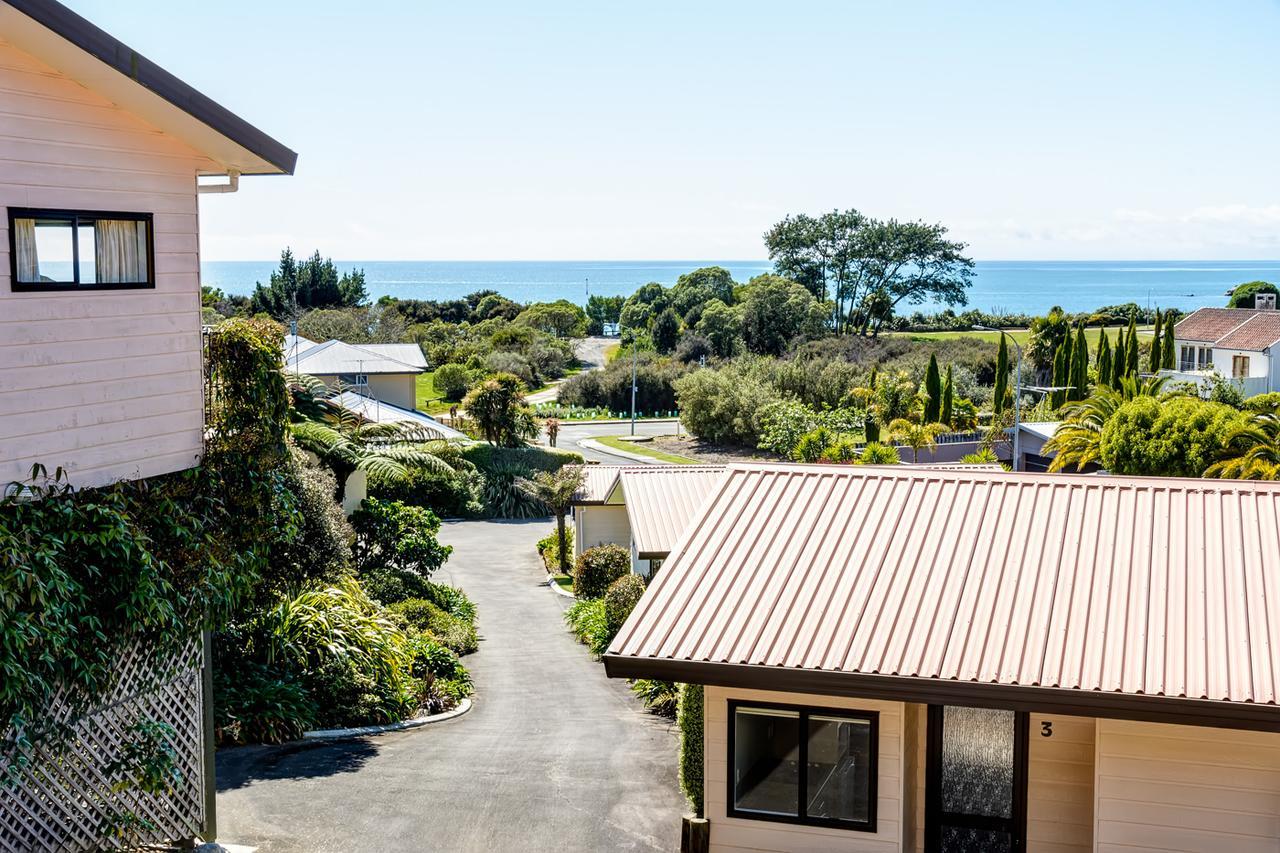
[61,1,1280,261]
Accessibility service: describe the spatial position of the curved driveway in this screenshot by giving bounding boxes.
[216,519,682,852]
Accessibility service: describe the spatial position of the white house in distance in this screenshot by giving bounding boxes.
[1162,304,1280,397]
[285,336,427,410]
[571,464,726,577]
[607,463,1280,853]
[0,0,296,490]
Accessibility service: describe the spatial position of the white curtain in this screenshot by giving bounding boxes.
[94,219,148,283]
[13,218,38,282]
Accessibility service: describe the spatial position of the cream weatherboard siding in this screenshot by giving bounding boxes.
[704,687,904,853]
[1094,718,1280,853]
[572,504,630,557]
[1026,713,1094,853]
[0,35,215,489]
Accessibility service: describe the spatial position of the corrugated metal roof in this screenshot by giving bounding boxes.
[359,343,429,370]
[1174,307,1257,343]
[574,465,629,504]
[608,463,1280,719]
[330,391,467,441]
[287,340,424,375]
[619,467,727,558]
[1214,313,1280,351]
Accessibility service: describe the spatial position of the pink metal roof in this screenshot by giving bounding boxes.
[619,466,727,558]
[574,465,628,504]
[608,464,1280,720]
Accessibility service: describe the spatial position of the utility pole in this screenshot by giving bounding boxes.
[976,326,1024,471]
[630,336,638,436]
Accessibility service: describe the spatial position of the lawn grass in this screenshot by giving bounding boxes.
[551,573,574,594]
[889,324,1153,352]
[415,372,453,414]
[604,343,621,363]
[596,435,699,464]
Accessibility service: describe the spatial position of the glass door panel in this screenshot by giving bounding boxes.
[926,705,1027,853]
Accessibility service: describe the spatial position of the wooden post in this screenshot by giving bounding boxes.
[680,816,709,853]
[200,629,218,842]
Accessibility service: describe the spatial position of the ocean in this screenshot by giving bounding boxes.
[199,259,1280,316]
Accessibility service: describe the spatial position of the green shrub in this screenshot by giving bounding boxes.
[404,633,473,711]
[604,574,647,636]
[629,679,678,717]
[301,654,412,728]
[214,664,316,745]
[388,598,479,656]
[462,444,584,518]
[370,463,484,518]
[792,426,834,462]
[1099,396,1245,478]
[537,528,574,572]
[266,450,353,600]
[461,443,583,474]
[421,582,477,623]
[352,498,452,579]
[559,352,688,413]
[574,544,632,600]
[855,442,901,465]
[820,437,861,463]
[674,362,776,446]
[756,400,817,456]
[1245,392,1280,413]
[433,363,472,402]
[564,598,611,657]
[678,683,704,818]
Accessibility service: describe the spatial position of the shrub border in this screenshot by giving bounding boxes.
[301,698,473,741]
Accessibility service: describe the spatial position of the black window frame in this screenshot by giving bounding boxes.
[8,207,155,292]
[726,699,879,833]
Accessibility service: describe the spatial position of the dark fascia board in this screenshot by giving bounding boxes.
[601,655,1280,735]
[7,0,297,175]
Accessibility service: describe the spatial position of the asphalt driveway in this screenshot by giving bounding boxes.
[216,518,683,852]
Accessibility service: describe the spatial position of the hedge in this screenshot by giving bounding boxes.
[677,683,704,818]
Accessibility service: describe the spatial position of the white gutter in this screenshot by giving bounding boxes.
[197,170,240,194]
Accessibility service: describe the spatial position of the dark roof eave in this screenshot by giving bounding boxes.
[601,655,1280,734]
[7,0,297,175]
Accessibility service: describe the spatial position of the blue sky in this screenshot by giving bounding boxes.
[64,0,1280,261]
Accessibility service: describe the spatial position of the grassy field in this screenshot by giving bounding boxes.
[596,435,699,464]
[889,325,1153,351]
[414,372,453,414]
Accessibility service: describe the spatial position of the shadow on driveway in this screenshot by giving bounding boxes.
[217,738,381,792]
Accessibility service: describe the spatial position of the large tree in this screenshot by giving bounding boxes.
[670,267,736,319]
[739,275,828,356]
[250,249,368,319]
[923,354,942,424]
[585,294,625,335]
[514,300,587,338]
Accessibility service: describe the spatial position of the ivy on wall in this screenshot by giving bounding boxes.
[0,317,300,773]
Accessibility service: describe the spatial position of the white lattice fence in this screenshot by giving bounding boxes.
[0,635,207,852]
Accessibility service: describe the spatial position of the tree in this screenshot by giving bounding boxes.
[1227,280,1280,308]
[472,294,522,322]
[671,267,736,318]
[763,213,830,300]
[250,249,367,319]
[993,335,1010,417]
[517,466,586,574]
[652,307,681,354]
[1026,307,1070,376]
[695,300,742,358]
[1161,314,1177,369]
[433,363,472,402]
[1148,310,1163,374]
[1206,410,1280,479]
[1051,333,1073,410]
[1096,328,1112,389]
[940,364,954,427]
[1098,395,1245,478]
[585,294,625,335]
[1069,324,1089,401]
[515,300,588,338]
[923,355,942,424]
[290,406,453,502]
[886,418,948,463]
[462,373,538,447]
[854,442,901,464]
[1125,315,1139,379]
[739,274,828,356]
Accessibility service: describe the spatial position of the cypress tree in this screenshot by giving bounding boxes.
[924,354,942,423]
[1096,327,1112,388]
[941,364,954,427]
[1071,324,1089,400]
[1161,314,1177,369]
[1148,310,1163,374]
[1051,341,1068,409]
[1125,315,1139,378]
[993,336,1009,417]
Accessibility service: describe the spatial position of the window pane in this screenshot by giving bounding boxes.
[78,224,96,283]
[733,708,799,817]
[806,715,872,823]
[22,218,75,283]
[93,218,148,283]
[939,706,1015,819]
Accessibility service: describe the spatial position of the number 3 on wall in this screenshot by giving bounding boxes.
[1040,721,1053,738]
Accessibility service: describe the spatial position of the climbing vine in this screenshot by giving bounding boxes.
[0,317,299,774]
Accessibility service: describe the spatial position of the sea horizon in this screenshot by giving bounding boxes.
[200,258,1280,316]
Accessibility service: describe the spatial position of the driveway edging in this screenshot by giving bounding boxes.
[302,698,473,741]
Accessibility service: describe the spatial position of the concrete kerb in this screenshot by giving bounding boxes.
[578,437,663,464]
[301,698,473,741]
[545,575,576,599]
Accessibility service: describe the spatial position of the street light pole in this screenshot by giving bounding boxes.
[630,337,638,436]
[976,326,1024,471]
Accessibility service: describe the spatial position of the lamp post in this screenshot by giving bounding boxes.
[975,326,1023,471]
[624,330,638,436]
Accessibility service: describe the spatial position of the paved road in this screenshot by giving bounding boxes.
[527,336,615,404]
[547,419,682,464]
[216,519,683,852]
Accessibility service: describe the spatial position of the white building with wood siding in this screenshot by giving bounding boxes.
[0,0,295,490]
[608,463,1280,853]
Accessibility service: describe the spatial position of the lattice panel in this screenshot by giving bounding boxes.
[0,636,206,852]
